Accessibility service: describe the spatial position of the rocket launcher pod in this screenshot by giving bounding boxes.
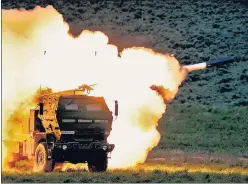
[182,57,235,72]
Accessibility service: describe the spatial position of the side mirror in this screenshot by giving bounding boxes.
[39,103,44,115]
[39,97,44,115]
[114,100,118,116]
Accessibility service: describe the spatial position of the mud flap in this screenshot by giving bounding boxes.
[46,134,55,159]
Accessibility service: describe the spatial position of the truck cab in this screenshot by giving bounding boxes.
[21,85,117,172]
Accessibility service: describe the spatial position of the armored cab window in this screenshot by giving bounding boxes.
[58,99,78,111]
[85,104,102,111]
[65,103,79,110]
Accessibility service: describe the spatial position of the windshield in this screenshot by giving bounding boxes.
[58,97,108,112]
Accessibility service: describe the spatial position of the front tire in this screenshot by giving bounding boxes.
[34,142,55,172]
[88,152,108,172]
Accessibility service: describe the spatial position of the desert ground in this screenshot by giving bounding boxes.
[2,0,248,183]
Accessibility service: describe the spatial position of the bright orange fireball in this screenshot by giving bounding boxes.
[2,6,187,170]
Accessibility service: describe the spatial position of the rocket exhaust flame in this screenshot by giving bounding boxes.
[182,63,207,73]
[2,6,188,170]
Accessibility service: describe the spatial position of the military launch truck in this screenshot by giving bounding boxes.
[15,84,117,172]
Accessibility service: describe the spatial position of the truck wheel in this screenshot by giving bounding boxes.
[34,142,55,172]
[88,153,108,172]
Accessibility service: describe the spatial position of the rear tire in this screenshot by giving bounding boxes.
[88,153,108,172]
[34,142,55,172]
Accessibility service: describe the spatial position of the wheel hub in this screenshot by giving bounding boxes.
[37,151,45,166]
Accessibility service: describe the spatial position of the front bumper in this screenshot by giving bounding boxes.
[54,142,115,152]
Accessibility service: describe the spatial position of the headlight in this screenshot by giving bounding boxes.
[62,145,68,150]
[108,145,112,150]
[103,145,107,150]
